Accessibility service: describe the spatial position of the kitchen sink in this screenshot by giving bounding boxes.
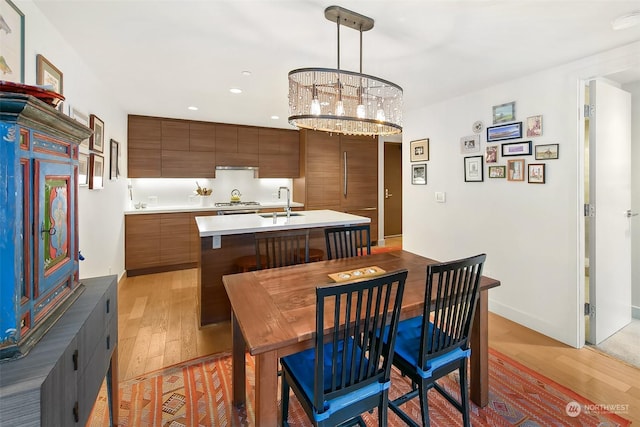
[259,212,304,218]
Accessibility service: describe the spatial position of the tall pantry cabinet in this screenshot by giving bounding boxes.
[293,129,379,242]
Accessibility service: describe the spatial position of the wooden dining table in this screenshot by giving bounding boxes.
[223,250,500,425]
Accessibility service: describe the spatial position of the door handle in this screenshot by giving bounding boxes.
[343,151,348,197]
[626,209,639,218]
[385,188,393,199]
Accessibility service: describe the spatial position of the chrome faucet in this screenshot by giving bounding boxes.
[278,186,291,217]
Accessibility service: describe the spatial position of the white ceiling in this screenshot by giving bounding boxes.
[33,0,640,130]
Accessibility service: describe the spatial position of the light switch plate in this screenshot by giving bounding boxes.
[435,192,446,203]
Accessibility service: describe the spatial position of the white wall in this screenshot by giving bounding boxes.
[624,80,640,319]
[402,41,640,348]
[20,1,128,280]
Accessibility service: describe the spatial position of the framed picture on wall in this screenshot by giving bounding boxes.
[526,115,543,137]
[89,153,104,189]
[460,135,480,154]
[89,114,104,153]
[485,145,498,163]
[507,159,525,181]
[535,143,559,160]
[488,165,506,178]
[411,163,426,185]
[109,139,119,180]
[501,141,532,157]
[464,156,483,182]
[492,101,515,124]
[410,138,429,161]
[528,163,546,184]
[36,54,63,95]
[78,153,89,186]
[487,122,522,142]
[0,0,25,83]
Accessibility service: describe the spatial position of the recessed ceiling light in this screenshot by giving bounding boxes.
[241,71,252,76]
[612,11,640,30]
[230,88,242,94]
[187,106,198,111]
[271,115,279,120]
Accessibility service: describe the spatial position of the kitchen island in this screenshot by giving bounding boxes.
[196,209,370,325]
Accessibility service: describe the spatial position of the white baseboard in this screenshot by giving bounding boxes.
[633,305,640,320]
[488,298,581,348]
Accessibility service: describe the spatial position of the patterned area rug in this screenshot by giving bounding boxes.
[88,349,630,426]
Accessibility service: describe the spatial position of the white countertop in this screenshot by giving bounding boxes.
[195,209,370,237]
[124,200,304,215]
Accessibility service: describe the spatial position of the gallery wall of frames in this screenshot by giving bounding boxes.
[409,101,557,185]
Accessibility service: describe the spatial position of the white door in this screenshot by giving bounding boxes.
[588,79,632,345]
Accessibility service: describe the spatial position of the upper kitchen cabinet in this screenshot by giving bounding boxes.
[215,125,259,167]
[128,115,162,177]
[128,115,216,178]
[127,115,300,178]
[189,122,215,152]
[161,119,189,151]
[258,128,300,178]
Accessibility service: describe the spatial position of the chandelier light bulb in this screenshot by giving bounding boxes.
[376,108,386,122]
[356,104,366,119]
[310,98,321,115]
[335,100,345,116]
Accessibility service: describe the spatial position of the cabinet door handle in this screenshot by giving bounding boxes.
[73,401,79,422]
[343,151,348,197]
[106,298,110,314]
[72,350,78,371]
[40,223,56,240]
[106,335,111,350]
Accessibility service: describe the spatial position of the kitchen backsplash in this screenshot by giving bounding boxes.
[129,169,293,208]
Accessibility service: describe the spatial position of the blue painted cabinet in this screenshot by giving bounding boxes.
[0,93,92,359]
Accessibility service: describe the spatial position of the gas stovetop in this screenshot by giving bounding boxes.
[215,201,261,207]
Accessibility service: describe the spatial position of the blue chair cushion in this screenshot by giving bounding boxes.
[383,316,470,379]
[281,338,390,422]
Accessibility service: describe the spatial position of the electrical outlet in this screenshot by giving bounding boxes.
[212,235,221,249]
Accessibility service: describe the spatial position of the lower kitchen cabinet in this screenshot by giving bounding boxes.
[125,211,217,275]
[0,275,118,427]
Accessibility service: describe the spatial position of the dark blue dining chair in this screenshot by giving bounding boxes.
[383,253,486,427]
[280,270,408,427]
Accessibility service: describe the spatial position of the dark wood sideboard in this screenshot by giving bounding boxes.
[0,275,118,427]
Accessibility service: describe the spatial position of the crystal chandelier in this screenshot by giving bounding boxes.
[288,6,403,136]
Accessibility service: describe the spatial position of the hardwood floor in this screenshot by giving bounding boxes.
[116,268,640,425]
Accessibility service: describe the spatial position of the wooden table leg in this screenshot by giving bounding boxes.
[255,351,279,426]
[470,290,489,407]
[232,312,246,407]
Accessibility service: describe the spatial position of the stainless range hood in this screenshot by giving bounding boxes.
[215,166,259,171]
[215,165,259,177]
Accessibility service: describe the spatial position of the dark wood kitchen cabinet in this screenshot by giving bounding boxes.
[128,115,216,178]
[258,128,300,178]
[215,124,260,167]
[128,115,162,177]
[293,129,379,242]
[128,115,300,178]
[125,211,217,275]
